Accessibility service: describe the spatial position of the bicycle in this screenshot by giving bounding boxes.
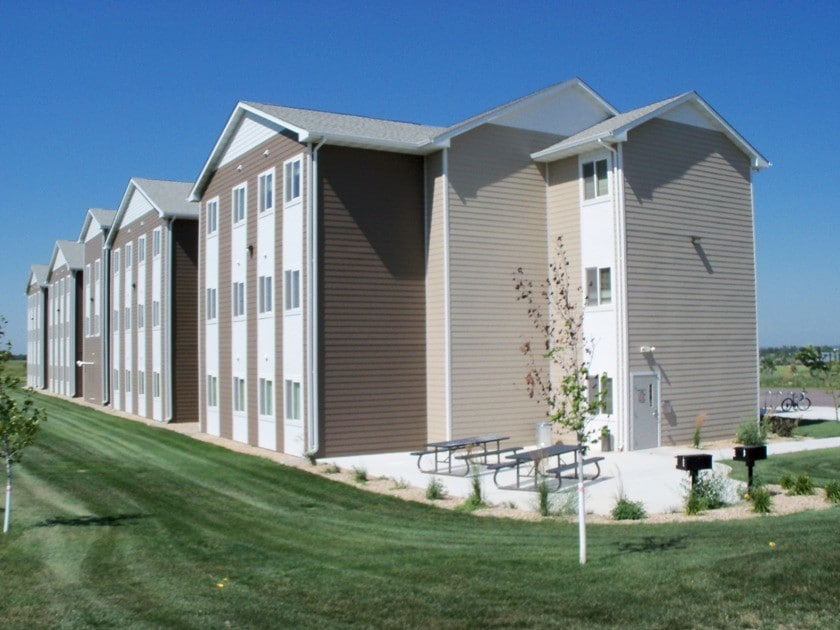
[781,389,811,412]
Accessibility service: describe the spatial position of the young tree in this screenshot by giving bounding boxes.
[514,237,604,565]
[796,345,840,421]
[0,317,46,533]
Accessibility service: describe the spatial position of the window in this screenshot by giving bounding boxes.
[586,267,612,306]
[152,300,161,327]
[259,378,273,415]
[113,369,120,391]
[206,288,217,320]
[94,259,100,280]
[582,158,609,200]
[284,158,301,203]
[284,270,300,310]
[124,306,131,330]
[138,304,145,329]
[258,170,274,212]
[153,228,161,257]
[258,276,273,314]
[153,372,161,398]
[233,377,246,412]
[125,242,133,268]
[232,282,245,317]
[125,370,131,393]
[588,375,614,415]
[113,249,121,274]
[233,185,246,224]
[138,370,145,395]
[207,375,218,407]
[113,309,119,332]
[138,236,146,263]
[206,199,218,235]
[285,379,301,420]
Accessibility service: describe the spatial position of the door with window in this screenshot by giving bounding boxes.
[632,373,659,449]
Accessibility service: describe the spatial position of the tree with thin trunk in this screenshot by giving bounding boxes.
[0,317,46,533]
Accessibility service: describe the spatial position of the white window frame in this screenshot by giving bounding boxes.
[233,376,246,412]
[113,309,119,332]
[153,228,162,257]
[125,242,133,268]
[152,300,161,328]
[138,370,145,396]
[259,378,273,416]
[232,184,247,225]
[258,275,273,314]
[113,248,121,274]
[585,267,612,307]
[153,372,161,398]
[284,157,302,204]
[125,369,132,393]
[206,198,219,235]
[113,369,120,391]
[284,269,300,311]
[588,374,614,415]
[232,282,245,318]
[258,168,274,213]
[285,379,301,420]
[124,306,131,330]
[207,375,218,407]
[206,288,217,320]
[138,236,146,263]
[581,157,610,202]
[138,304,145,329]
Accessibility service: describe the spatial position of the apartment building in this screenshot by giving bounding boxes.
[25,264,49,389]
[45,240,85,397]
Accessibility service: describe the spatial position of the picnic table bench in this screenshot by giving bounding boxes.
[488,443,603,490]
[411,434,513,476]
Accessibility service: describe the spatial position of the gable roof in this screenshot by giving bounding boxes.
[47,239,85,279]
[78,208,117,242]
[108,178,197,246]
[190,78,617,200]
[25,263,49,293]
[531,92,770,169]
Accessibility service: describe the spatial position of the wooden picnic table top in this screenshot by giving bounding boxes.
[425,434,509,450]
[507,443,579,462]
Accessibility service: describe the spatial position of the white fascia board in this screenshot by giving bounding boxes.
[301,131,445,155]
[531,134,618,162]
[106,179,139,247]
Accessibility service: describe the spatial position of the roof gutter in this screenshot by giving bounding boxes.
[164,217,174,422]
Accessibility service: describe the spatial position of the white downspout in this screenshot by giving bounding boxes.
[598,139,629,451]
[165,217,174,422]
[306,139,326,454]
[103,242,112,405]
[442,148,453,440]
[749,170,760,418]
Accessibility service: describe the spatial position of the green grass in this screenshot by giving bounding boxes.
[793,420,840,439]
[6,359,26,382]
[2,393,839,627]
[760,364,828,389]
[724,447,840,489]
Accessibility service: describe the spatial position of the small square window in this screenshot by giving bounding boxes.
[583,158,609,201]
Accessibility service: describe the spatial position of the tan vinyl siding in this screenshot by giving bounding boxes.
[446,124,562,446]
[319,145,426,456]
[200,130,304,446]
[424,151,447,442]
[623,118,757,445]
[82,236,104,404]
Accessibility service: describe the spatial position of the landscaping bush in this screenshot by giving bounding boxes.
[611,497,647,520]
[824,480,840,504]
[425,477,445,500]
[766,415,799,437]
[537,479,551,516]
[684,471,731,514]
[736,418,767,445]
[747,486,772,514]
[792,474,815,496]
[352,466,368,483]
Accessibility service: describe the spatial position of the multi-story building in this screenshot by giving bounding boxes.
[45,240,85,397]
[25,264,49,389]
[106,178,198,422]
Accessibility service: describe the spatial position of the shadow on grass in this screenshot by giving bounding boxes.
[35,513,150,528]
[616,535,689,553]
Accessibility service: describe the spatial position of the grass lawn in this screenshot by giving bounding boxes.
[793,420,840,439]
[2,393,839,627]
[6,358,26,382]
[724,447,840,489]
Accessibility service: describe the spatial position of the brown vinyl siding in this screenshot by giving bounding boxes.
[622,118,757,445]
[200,130,304,445]
[318,145,426,456]
[424,151,447,442]
[171,219,199,421]
[446,124,561,447]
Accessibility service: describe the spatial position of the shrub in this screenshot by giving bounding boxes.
[304,450,318,466]
[735,418,767,446]
[767,416,799,437]
[390,477,409,490]
[611,497,647,520]
[692,412,707,449]
[685,488,708,515]
[684,471,731,514]
[537,479,551,516]
[323,464,340,474]
[824,480,840,504]
[457,471,487,512]
[425,477,445,500]
[779,474,795,491]
[791,474,814,496]
[748,486,772,514]
[352,466,368,484]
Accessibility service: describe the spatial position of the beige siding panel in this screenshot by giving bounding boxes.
[82,235,104,405]
[446,124,562,446]
[623,118,758,445]
[319,145,426,456]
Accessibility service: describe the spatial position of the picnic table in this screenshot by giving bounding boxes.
[488,443,604,490]
[411,434,517,476]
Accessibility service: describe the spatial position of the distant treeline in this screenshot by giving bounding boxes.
[760,345,839,366]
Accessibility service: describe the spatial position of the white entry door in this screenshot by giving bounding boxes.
[632,373,659,450]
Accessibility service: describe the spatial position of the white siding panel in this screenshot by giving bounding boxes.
[219,114,279,168]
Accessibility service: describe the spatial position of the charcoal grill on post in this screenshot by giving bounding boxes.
[733,445,767,490]
[675,454,713,488]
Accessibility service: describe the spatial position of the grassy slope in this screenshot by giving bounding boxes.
[2,394,839,628]
[724,447,840,489]
[794,420,840,439]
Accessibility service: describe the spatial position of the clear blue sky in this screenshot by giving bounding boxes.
[1,1,837,353]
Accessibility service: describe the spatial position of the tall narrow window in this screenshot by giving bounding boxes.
[138,236,146,263]
[125,370,131,393]
[206,288,217,320]
[259,170,274,212]
[232,282,245,317]
[153,372,161,397]
[138,370,145,395]
[207,375,218,407]
[153,228,162,257]
[113,369,120,391]
[206,199,218,234]
[233,377,246,412]
[113,309,119,332]
[284,158,301,203]
[588,375,614,415]
[124,306,131,330]
[152,300,161,327]
[138,304,145,329]
[284,270,300,310]
[258,276,273,314]
[285,379,301,420]
[125,242,133,268]
[233,185,246,224]
[585,267,612,306]
[113,249,121,273]
[259,378,273,415]
[582,158,609,200]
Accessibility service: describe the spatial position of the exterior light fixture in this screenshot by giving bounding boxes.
[691,236,702,245]
[640,345,656,354]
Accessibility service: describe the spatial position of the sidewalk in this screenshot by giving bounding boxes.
[328,433,840,516]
